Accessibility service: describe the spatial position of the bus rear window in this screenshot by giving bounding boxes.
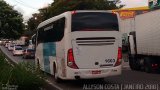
[72,12,119,31]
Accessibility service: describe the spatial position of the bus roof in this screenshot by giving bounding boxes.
[37,10,113,29]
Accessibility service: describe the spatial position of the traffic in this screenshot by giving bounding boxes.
[35,10,122,82]
[1,0,160,90]
[1,40,35,59]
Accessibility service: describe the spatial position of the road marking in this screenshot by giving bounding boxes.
[45,79,63,90]
[5,58,14,67]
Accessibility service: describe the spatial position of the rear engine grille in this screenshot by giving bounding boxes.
[76,37,115,46]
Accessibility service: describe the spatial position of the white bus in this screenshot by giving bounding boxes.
[35,10,122,82]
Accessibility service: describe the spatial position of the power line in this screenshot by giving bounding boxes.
[12,0,38,10]
[17,0,37,8]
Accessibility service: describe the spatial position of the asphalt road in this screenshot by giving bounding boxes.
[0,45,34,64]
[1,46,160,90]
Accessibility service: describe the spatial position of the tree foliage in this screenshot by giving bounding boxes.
[0,0,24,39]
[43,0,124,19]
[27,0,124,32]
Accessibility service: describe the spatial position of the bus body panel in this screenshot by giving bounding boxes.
[55,38,66,77]
[43,42,56,73]
[35,11,122,80]
[71,31,120,69]
[35,43,45,71]
[61,65,122,80]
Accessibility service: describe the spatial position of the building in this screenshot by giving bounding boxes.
[113,6,150,52]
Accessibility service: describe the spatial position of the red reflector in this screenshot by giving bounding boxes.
[92,70,101,74]
[152,64,159,69]
[152,64,158,67]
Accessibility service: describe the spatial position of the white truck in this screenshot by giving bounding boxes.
[128,9,160,73]
[16,36,28,46]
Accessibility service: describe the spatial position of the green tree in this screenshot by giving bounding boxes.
[26,13,43,36]
[44,0,124,19]
[0,0,24,39]
[27,0,124,33]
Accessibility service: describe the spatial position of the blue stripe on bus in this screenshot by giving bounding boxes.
[43,42,56,73]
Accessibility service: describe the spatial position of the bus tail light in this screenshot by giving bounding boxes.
[67,48,79,69]
[71,11,77,15]
[114,47,122,67]
[112,11,116,14]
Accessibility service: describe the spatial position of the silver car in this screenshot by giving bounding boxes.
[13,46,23,56]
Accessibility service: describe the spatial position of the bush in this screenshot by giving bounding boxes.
[0,54,12,84]
[10,62,45,90]
[0,53,45,90]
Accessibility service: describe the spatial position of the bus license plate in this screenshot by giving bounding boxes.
[92,70,101,74]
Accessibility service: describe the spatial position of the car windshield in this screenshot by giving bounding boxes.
[15,47,22,50]
[27,49,35,52]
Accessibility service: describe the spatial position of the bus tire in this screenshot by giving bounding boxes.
[23,55,26,59]
[53,63,62,83]
[36,59,40,71]
[144,57,152,73]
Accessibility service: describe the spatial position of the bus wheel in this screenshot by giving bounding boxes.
[36,59,40,71]
[53,63,62,83]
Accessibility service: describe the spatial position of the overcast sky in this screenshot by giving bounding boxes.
[121,0,148,8]
[4,0,53,21]
[4,0,148,21]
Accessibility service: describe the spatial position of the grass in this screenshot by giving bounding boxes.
[0,53,45,90]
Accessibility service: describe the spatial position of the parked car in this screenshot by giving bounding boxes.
[22,49,35,59]
[0,40,2,45]
[5,42,10,48]
[8,44,14,51]
[13,46,23,56]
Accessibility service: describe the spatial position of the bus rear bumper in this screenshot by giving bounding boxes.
[63,65,122,80]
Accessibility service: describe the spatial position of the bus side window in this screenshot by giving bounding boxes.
[56,17,65,41]
[32,35,36,44]
[37,28,44,44]
[43,17,65,42]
